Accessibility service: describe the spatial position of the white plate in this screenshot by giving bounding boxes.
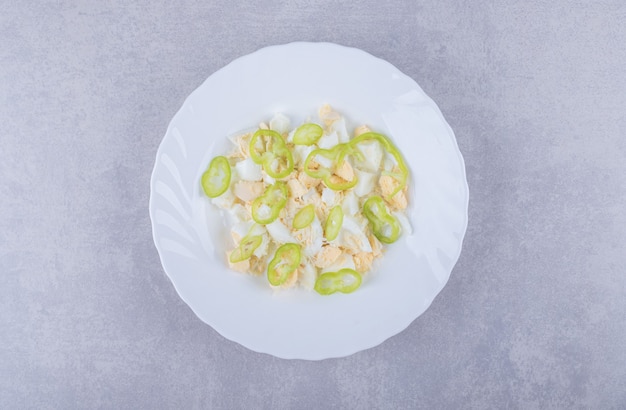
[149,42,468,360]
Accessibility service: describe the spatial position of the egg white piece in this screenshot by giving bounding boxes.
[341,191,359,216]
[292,144,315,167]
[317,130,339,149]
[269,113,290,135]
[330,117,350,143]
[298,262,317,290]
[355,139,383,172]
[353,169,376,197]
[300,217,324,258]
[334,215,372,253]
[235,157,263,181]
[321,187,337,207]
[266,219,297,244]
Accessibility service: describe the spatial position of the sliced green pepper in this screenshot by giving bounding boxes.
[303,144,356,191]
[293,123,323,145]
[349,132,408,198]
[249,129,294,179]
[267,243,301,286]
[201,156,231,198]
[324,205,343,241]
[229,234,262,263]
[314,268,362,295]
[251,181,288,225]
[293,204,315,230]
[363,195,401,244]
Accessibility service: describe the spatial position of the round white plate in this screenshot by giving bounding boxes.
[149,42,468,360]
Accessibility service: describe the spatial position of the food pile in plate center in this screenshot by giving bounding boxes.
[202,105,411,295]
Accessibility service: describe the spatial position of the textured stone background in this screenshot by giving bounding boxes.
[2,1,625,408]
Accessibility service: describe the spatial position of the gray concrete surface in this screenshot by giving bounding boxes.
[2,1,625,408]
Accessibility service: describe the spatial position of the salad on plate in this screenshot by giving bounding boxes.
[201,104,411,295]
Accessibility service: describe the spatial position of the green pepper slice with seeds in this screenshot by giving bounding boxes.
[349,132,408,198]
[363,195,401,244]
[314,268,362,295]
[249,129,294,179]
[251,181,288,225]
[267,243,301,286]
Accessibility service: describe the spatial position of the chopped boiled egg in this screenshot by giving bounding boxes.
[354,139,383,172]
[313,245,342,268]
[353,169,377,197]
[317,130,339,149]
[235,157,263,181]
[204,106,410,294]
[329,117,350,143]
[354,124,371,137]
[270,113,290,136]
[318,103,341,126]
[353,252,375,273]
[266,219,296,244]
[334,215,372,253]
[321,252,356,274]
[298,262,317,290]
[341,191,359,216]
[296,216,323,257]
[233,181,264,202]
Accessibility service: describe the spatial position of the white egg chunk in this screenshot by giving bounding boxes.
[321,252,356,274]
[321,187,336,207]
[255,204,272,221]
[317,130,338,149]
[312,152,334,169]
[297,171,321,190]
[302,188,323,210]
[227,131,254,158]
[341,191,359,216]
[266,219,296,244]
[335,216,372,253]
[393,211,412,235]
[233,181,264,202]
[354,169,376,197]
[262,172,275,185]
[292,145,315,168]
[298,262,318,290]
[354,139,383,172]
[382,151,397,172]
[296,216,323,257]
[329,117,350,143]
[211,185,236,209]
[269,113,290,136]
[230,220,255,243]
[228,203,249,223]
[235,157,263,181]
